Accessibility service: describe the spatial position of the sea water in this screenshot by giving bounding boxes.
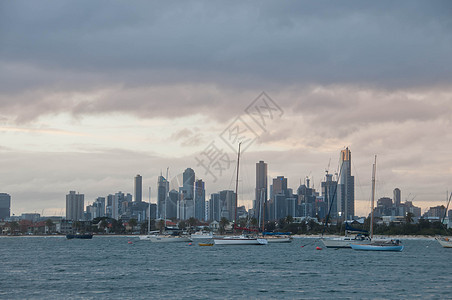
[0,236,450,299]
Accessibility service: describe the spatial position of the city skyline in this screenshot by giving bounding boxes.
[1,1,451,216]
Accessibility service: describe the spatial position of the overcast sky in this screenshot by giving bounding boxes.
[1,1,451,216]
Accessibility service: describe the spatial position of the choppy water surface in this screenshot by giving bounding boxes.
[0,237,450,299]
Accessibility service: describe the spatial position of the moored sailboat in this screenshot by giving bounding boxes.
[350,156,404,252]
[213,143,268,246]
[435,192,452,248]
[139,185,191,243]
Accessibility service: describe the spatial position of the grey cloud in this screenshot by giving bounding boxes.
[1,0,451,92]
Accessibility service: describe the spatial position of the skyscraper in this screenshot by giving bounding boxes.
[321,173,338,219]
[194,179,206,221]
[66,191,84,221]
[254,161,267,222]
[272,176,288,197]
[134,174,142,202]
[157,175,169,218]
[0,193,11,220]
[337,148,355,220]
[182,168,195,200]
[179,168,195,220]
[393,188,401,207]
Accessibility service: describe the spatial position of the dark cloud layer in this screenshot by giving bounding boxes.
[1,1,452,92]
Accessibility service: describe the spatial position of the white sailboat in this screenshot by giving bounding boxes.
[350,156,404,252]
[139,184,191,243]
[213,143,268,246]
[435,192,452,248]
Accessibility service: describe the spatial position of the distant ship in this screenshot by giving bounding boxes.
[66,233,93,239]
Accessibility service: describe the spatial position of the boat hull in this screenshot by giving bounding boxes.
[139,235,191,242]
[66,234,93,239]
[350,243,404,252]
[321,237,371,248]
[214,237,268,245]
[265,237,292,243]
[436,237,452,248]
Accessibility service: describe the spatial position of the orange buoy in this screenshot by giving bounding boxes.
[128,241,133,244]
[188,242,192,246]
[316,246,322,250]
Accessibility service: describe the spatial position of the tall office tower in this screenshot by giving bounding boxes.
[0,193,11,220]
[254,161,268,223]
[182,168,195,200]
[321,173,338,219]
[167,189,179,219]
[178,168,195,219]
[219,190,236,221]
[134,175,142,202]
[94,197,106,218]
[272,176,288,198]
[337,148,355,220]
[194,179,206,221]
[209,193,220,222]
[66,191,84,221]
[157,175,169,218]
[393,188,401,207]
[113,192,125,220]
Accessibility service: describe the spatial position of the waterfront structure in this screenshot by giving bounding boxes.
[0,193,11,220]
[337,148,355,220]
[254,161,267,224]
[194,179,206,221]
[134,175,142,202]
[66,191,84,221]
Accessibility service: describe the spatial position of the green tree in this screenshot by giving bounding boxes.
[158,219,166,233]
[250,217,258,228]
[9,221,19,234]
[286,215,294,224]
[129,218,138,232]
[187,217,198,231]
[405,212,414,224]
[45,219,54,234]
[219,217,230,234]
[178,220,187,231]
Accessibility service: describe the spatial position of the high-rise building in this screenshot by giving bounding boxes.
[93,197,106,218]
[157,175,169,218]
[337,148,355,220]
[219,190,236,221]
[134,175,142,202]
[182,168,195,200]
[167,189,179,219]
[272,176,288,197]
[66,191,84,221]
[194,179,206,221]
[209,193,220,222]
[321,174,338,219]
[0,193,11,220]
[254,161,267,223]
[393,188,401,207]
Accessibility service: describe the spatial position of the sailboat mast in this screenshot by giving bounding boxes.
[165,167,169,228]
[370,155,377,239]
[234,143,242,227]
[148,187,151,234]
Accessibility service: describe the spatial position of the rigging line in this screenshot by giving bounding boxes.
[440,192,452,234]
